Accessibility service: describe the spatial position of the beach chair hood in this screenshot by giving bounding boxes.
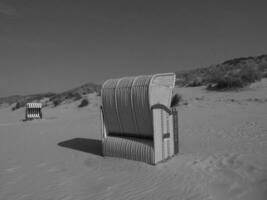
[101,73,176,138]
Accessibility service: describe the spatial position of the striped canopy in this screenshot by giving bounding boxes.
[101,73,176,138]
[26,103,42,108]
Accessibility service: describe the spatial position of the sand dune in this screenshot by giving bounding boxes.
[0,83,267,200]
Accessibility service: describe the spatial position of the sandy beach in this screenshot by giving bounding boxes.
[1,81,267,200]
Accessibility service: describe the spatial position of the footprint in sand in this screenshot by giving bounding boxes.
[190,156,218,173]
[216,154,242,169]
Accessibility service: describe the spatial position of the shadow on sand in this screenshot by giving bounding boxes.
[58,138,102,156]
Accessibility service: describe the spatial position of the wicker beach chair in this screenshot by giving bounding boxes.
[100,73,178,165]
[25,103,42,120]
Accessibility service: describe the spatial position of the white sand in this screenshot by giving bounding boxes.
[0,81,267,200]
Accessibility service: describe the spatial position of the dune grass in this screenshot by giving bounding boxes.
[176,55,267,90]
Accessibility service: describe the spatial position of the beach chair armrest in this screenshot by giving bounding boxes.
[151,104,172,115]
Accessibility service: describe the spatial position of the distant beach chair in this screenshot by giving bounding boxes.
[25,103,43,120]
[100,73,179,165]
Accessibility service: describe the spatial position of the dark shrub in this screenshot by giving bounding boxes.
[206,64,265,90]
[53,99,61,107]
[220,76,244,89]
[12,102,21,111]
[207,75,245,90]
[78,98,89,108]
[171,94,182,107]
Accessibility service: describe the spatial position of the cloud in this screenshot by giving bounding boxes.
[0,2,18,17]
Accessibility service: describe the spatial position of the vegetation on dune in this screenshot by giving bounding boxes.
[52,99,61,107]
[207,64,263,90]
[78,98,90,108]
[0,82,101,110]
[49,83,100,107]
[176,55,267,90]
[9,93,55,110]
[12,102,22,111]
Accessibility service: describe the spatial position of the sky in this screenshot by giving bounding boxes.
[0,0,267,96]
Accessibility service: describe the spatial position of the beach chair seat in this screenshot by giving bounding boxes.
[103,136,154,164]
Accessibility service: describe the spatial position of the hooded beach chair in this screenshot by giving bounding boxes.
[25,103,42,120]
[100,73,179,165]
